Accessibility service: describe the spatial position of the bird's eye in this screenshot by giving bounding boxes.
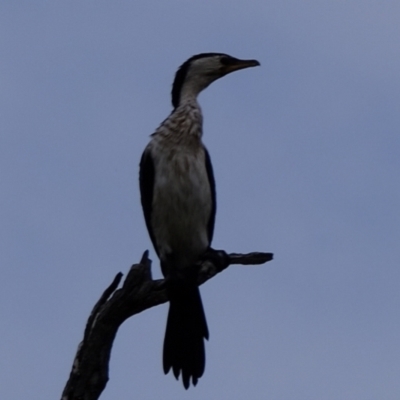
[220,56,231,65]
[220,56,238,66]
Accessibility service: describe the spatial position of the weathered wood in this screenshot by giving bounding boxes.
[61,249,273,400]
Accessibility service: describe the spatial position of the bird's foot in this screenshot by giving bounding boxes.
[200,248,230,273]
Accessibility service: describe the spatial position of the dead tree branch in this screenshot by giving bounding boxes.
[61,249,273,400]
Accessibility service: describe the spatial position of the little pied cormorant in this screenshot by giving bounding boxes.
[139,53,260,389]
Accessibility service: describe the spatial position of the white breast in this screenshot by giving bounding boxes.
[151,143,212,268]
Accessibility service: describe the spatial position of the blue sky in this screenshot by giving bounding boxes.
[1,2,399,399]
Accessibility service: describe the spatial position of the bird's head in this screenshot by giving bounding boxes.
[171,53,260,109]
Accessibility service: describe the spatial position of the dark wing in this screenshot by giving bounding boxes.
[204,147,216,244]
[139,148,159,257]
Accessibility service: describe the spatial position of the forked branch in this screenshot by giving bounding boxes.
[61,249,273,400]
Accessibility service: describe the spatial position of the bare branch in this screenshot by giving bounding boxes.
[61,249,273,400]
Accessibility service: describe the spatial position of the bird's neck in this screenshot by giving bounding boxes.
[178,75,210,107]
[166,99,203,139]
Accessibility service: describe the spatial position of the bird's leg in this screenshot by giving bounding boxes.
[200,248,230,273]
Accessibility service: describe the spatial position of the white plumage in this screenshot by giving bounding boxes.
[145,100,211,268]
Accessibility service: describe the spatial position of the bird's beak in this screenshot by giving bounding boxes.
[223,58,260,74]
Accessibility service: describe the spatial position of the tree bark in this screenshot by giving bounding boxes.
[61,249,273,400]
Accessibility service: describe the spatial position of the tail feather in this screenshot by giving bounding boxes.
[163,284,208,389]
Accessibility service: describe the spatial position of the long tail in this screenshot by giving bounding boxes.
[163,283,209,389]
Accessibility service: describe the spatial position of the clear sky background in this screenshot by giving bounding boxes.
[1,2,399,399]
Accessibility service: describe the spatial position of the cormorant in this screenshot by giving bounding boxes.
[139,53,260,388]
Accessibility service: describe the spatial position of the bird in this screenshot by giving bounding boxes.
[139,53,260,389]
